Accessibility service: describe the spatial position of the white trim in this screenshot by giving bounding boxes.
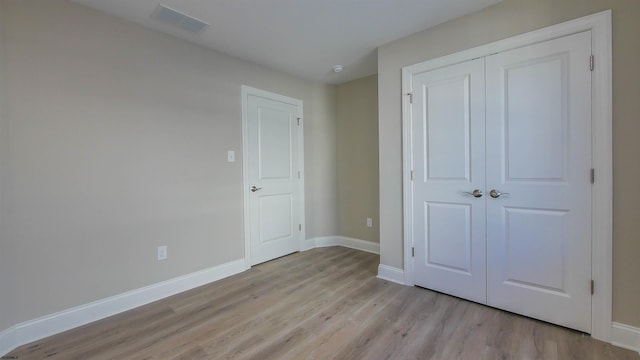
[241,86,251,270]
[589,10,613,343]
[377,265,405,285]
[338,236,380,254]
[241,85,305,270]
[303,236,380,254]
[301,237,320,251]
[401,10,612,341]
[0,259,245,357]
[301,238,315,251]
[0,326,17,358]
[310,236,341,248]
[401,66,415,287]
[611,322,640,354]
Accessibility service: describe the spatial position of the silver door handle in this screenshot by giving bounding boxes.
[463,189,483,198]
[251,186,263,192]
[489,189,510,198]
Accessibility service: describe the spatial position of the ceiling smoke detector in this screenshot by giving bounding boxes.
[151,4,209,34]
[332,65,344,73]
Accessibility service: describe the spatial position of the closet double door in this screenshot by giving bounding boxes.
[411,32,592,332]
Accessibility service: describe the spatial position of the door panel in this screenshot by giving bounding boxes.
[259,194,293,243]
[503,207,568,292]
[424,202,472,273]
[248,94,300,265]
[258,106,293,179]
[485,31,592,332]
[412,58,486,304]
[505,57,567,181]
[425,76,472,180]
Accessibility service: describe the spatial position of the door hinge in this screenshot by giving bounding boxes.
[407,92,413,104]
[590,168,595,184]
[297,117,301,126]
[591,279,594,295]
[298,171,301,179]
[412,247,415,257]
[590,55,594,71]
[410,170,414,181]
[299,224,302,231]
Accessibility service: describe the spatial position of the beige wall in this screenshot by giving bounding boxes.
[378,0,640,327]
[305,85,339,238]
[337,75,379,243]
[1,0,338,326]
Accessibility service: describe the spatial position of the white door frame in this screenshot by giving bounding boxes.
[401,10,612,341]
[241,85,305,270]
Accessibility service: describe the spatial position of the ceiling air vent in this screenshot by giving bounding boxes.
[151,4,209,34]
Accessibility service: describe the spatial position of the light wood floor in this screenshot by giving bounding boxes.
[9,247,638,359]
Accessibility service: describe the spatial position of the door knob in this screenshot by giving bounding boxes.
[463,189,483,198]
[489,189,510,198]
[251,186,262,192]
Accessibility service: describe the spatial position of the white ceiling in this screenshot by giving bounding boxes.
[72,0,503,84]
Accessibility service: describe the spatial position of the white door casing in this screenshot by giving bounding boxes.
[242,86,304,267]
[412,58,487,304]
[485,31,592,333]
[403,16,611,334]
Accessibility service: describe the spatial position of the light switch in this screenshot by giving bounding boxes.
[227,150,235,162]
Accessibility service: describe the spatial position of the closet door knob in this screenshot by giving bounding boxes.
[463,189,483,198]
[489,189,510,198]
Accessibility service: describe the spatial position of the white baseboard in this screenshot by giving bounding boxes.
[307,236,340,249]
[611,322,640,354]
[0,326,17,358]
[0,258,246,357]
[304,236,380,254]
[377,264,405,285]
[338,236,380,254]
[301,237,319,251]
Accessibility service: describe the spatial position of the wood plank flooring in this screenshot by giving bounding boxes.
[8,247,639,359]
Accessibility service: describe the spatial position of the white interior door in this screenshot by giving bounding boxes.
[246,91,302,266]
[410,31,593,332]
[485,31,592,332]
[412,58,487,304]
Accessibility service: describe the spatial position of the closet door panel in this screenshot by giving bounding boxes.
[412,58,487,304]
[485,31,593,333]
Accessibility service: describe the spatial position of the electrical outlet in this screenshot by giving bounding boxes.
[366,218,373,228]
[227,150,235,162]
[157,245,168,261]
